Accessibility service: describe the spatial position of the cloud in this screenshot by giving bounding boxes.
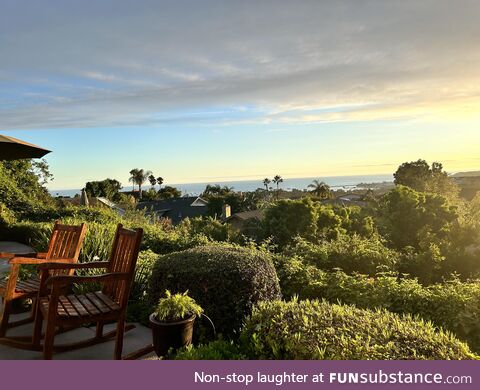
[1,0,479,129]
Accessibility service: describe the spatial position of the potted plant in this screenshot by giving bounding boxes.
[149,290,203,357]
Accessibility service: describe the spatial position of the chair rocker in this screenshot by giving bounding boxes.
[0,221,87,346]
[32,224,143,360]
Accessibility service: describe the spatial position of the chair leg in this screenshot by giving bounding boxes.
[43,319,56,360]
[114,320,126,360]
[32,310,43,348]
[0,299,12,338]
[96,321,104,338]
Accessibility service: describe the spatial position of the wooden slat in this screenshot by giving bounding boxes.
[20,279,40,289]
[94,292,120,311]
[40,297,68,317]
[67,295,90,317]
[59,295,79,317]
[77,294,101,316]
[15,281,36,292]
[85,292,111,314]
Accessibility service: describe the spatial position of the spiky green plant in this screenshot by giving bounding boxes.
[154,290,203,323]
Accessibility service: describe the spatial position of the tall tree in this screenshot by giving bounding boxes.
[148,174,157,188]
[156,177,164,189]
[308,179,332,199]
[273,175,283,199]
[263,178,271,191]
[273,175,283,190]
[129,168,151,198]
[394,159,459,199]
[135,169,152,198]
[85,178,122,200]
[129,169,139,191]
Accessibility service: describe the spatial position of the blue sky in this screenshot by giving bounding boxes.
[1,1,479,190]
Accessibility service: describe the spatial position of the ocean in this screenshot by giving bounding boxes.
[50,174,393,198]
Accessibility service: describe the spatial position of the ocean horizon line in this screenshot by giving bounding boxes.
[49,173,395,198]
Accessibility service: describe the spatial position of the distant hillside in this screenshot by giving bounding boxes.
[452,171,480,178]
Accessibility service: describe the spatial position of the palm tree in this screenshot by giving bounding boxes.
[273,175,283,200]
[308,179,332,199]
[129,168,140,191]
[156,177,164,189]
[135,169,152,198]
[263,178,271,191]
[129,168,151,198]
[148,174,157,188]
[273,175,283,190]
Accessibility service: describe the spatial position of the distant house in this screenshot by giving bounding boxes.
[137,196,208,224]
[225,209,264,232]
[322,193,368,207]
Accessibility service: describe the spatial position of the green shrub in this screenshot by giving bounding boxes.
[275,256,480,352]
[175,340,245,360]
[240,299,477,360]
[126,250,159,324]
[141,223,210,254]
[283,236,399,275]
[179,217,240,243]
[149,244,281,337]
[263,198,318,248]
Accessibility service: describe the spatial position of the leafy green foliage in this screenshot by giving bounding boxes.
[179,217,240,243]
[240,299,477,360]
[0,159,54,215]
[157,186,181,200]
[149,244,282,337]
[376,185,458,250]
[85,178,122,200]
[275,256,480,352]
[154,290,203,322]
[283,236,399,275]
[394,159,460,199]
[263,198,318,248]
[175,340,245,360]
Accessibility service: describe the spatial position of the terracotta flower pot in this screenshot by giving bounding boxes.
[149,313,196,357]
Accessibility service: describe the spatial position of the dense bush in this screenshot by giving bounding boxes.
[275,257,480,352]
[376,185,458,250]
[240,299,477,360]
[283,236,399,275]
[263,198,318,248]
[149,244,282,337]
[179,217,240,243]
[317,205,375,239]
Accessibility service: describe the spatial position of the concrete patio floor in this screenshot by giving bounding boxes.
[0,242,153,360]
[0,308,152,360]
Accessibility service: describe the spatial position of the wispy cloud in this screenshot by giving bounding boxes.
[1,0,479,129]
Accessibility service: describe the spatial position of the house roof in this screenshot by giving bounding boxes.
[226,209,264,222]
[137,196,208,224]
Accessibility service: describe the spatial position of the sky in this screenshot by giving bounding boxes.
[1,0,479,190]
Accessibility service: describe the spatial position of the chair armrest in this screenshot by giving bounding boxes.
[47,272,129,287]
[37,261,110,271]
[0,252,37,259]
[37,252,48,259]
[9,257,75,265]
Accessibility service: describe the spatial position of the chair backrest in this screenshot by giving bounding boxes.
[103,224,143,307]
[46,221,87,261]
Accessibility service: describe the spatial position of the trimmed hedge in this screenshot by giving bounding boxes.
[275,256,480,352]
[149,244,282,337]
[240,299,478,360]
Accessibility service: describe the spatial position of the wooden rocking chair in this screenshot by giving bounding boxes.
[32,224,143,360]
[0,221,87,340]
